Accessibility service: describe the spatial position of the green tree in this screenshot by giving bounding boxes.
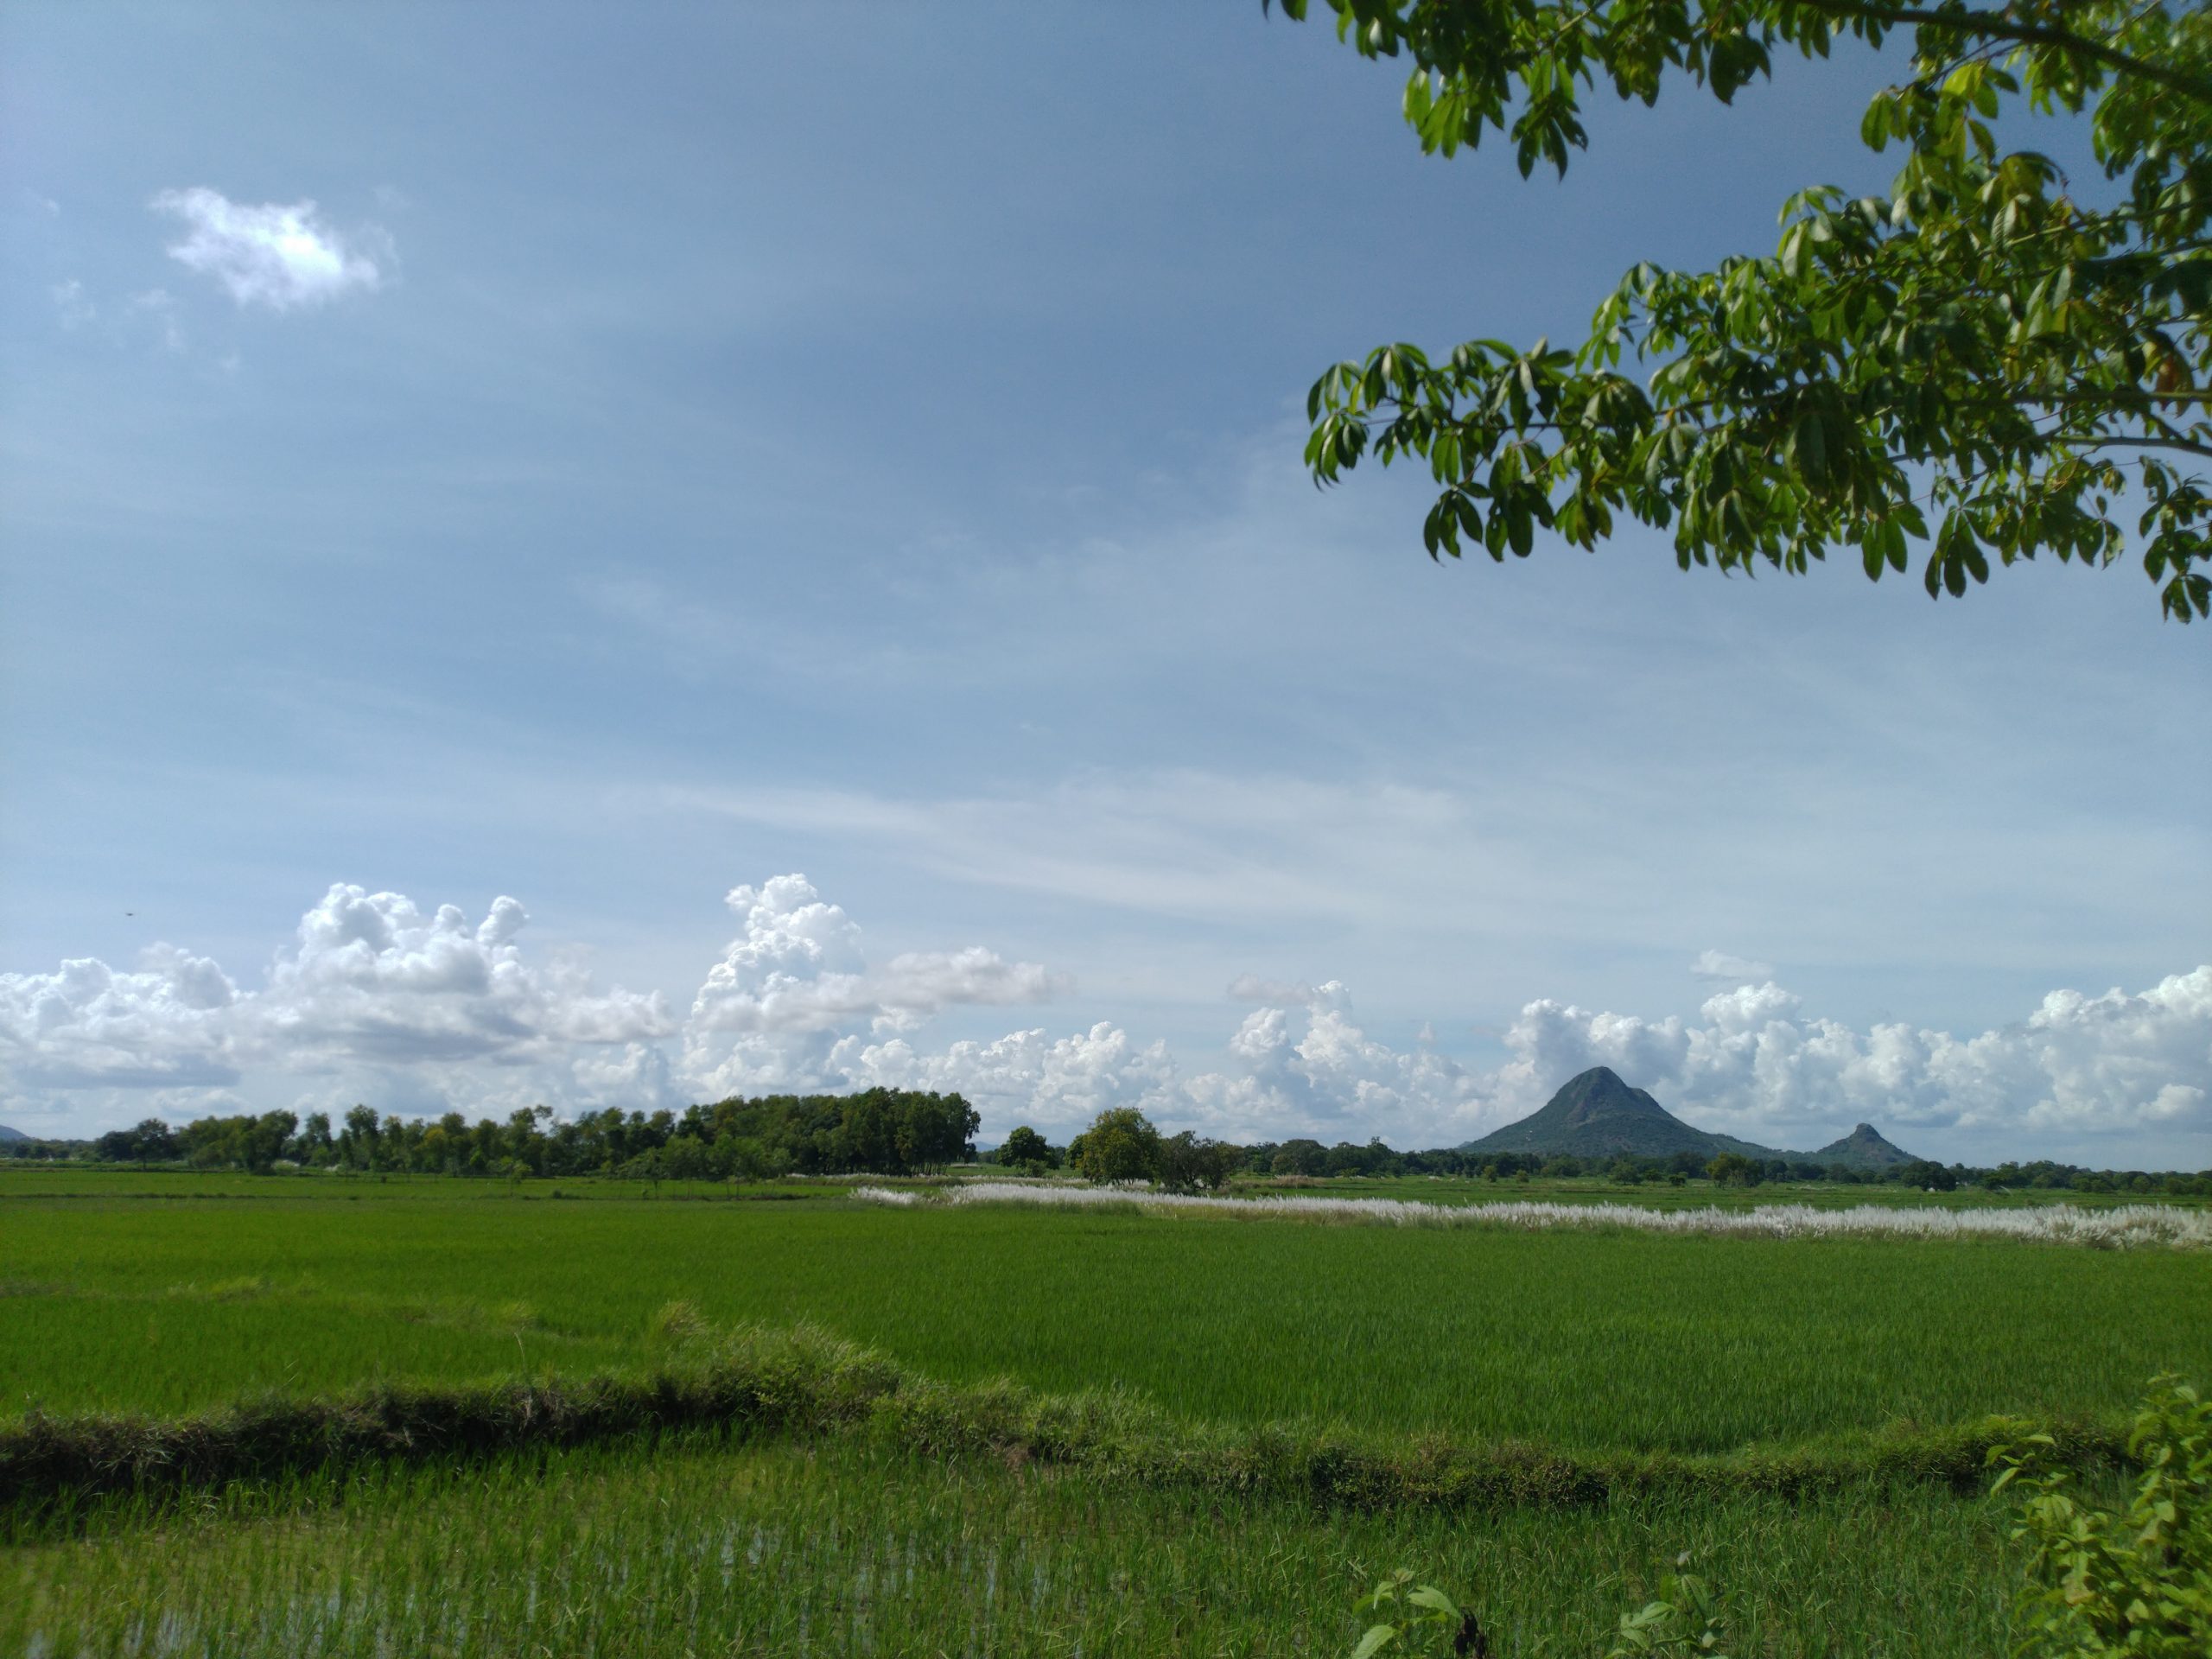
[1156,1129,1237,1192]
[999,1124,1055,1170]
[1706,1151,1758,1185]
[339,1103,380,1170]
[1074,1106,1164,1184]
[1272,1,2212,621]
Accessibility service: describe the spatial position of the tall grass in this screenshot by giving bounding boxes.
[861,1182,2212,1248]
[0,1435,2047,1659]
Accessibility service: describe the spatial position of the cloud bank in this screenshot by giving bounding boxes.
[151,188,387,310]
[2,876,2205,1160]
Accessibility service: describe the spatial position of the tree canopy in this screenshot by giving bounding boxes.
[1268,0,2212,621]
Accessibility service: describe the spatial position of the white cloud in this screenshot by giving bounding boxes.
[151,188,387,310]
[1691,949,1775,983]
[3,877,2205,1160]
[1473,969,2212,1147]
[836,1020,1179,1124]
[677,875,1067,1102]
[255,884,670,1064]
[0,946,240,1088]
[0,884,665,1113]
[688,874,1062,1037]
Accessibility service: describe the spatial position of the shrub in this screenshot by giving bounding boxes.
[1347,1564,1727,1657]
[1993,1376,2211,1656]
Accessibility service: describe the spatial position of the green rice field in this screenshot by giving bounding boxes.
[3,1171,2204,1654]
[5,1183,2207,1449]
[3,1437,2054,1659]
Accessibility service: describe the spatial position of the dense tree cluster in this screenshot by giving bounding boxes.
[76,1088,979,1180]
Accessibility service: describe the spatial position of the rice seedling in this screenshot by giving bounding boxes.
[0,1434,2055,1658]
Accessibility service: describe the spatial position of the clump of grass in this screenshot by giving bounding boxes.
[647,1298,709,1348]
[0,1320,2136,1537]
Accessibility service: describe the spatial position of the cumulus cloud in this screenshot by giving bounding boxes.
[0,946,241,1089]
[835,1021,1179,1123]
[1476,969,2212,1145]
[3,876,2206,1158]
[689,875,1062,1036]
[0,884,665,1115]
[254,884,670,1065]
[151,188,387,309]
[1691,949,1775,983]
[677,874,1067,1102]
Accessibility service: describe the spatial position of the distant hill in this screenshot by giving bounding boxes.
[0,1123,26,1143]
[1459,1067,1917,1168]
[1808,1122,1915,1167]
[1460,1067,1752,1159]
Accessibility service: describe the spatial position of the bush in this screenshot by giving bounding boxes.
[1994,1376,2211,1656]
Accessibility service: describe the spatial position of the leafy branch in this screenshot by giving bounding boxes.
[1268,0,2212,622]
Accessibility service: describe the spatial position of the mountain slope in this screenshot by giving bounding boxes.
[1460,1067,1770,1159]
[1459,1067,1917,1167]
[0,1123,26,1142]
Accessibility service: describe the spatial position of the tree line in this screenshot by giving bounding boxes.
[71,1088,979,1180]
[10,1096,2205,1195]
[988,1117,2212,1197]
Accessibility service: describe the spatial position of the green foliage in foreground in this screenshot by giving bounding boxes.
[1352,1378,2212,1659]
[0,1320,2131,1534]
[7,1192,2208,1449]
[1997,1376,2212,1656]
[1,1435,2042,1659]
[1274,0,2212,620]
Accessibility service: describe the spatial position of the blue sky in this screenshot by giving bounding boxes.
[3,3,2207,1164]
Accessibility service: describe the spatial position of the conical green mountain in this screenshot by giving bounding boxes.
[1459,1066,1918,1167]
[1461,1066,1732,1158]
[1808,1122,1914,1167]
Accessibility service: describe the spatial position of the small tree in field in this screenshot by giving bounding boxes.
[1156,1130,1236,1192]
[1706,1152,1758,1186]
[1074,1107,1163,1184]
[999,1124,1056,1172]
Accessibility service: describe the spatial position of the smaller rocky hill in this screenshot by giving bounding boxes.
[1808,1122,1914,1167]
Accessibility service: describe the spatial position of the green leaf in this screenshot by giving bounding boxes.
[1351,1623,1399,1659]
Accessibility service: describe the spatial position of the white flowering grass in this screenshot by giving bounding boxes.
[851,1181,2212,1249]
